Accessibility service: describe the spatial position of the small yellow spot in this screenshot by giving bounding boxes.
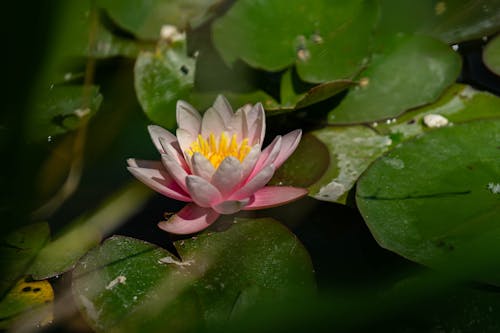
[435,2,446,15]
[187,132,251,168]
[359,77,370,87]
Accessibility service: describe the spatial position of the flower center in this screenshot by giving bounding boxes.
[187,132,251,168]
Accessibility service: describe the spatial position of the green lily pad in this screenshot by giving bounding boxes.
[135,39,196,130]
[306,84,500,204]
[29,182,151,280]
[97,0,224,40]
[72,218,315,331]
[376,0,500,44]
[328,35,461,124]
[484,34,500,76]
[26,85,102,142]
[0,223,50,297]
[212,0,377,82]
[309,126,392,203]
[356,119,500,283]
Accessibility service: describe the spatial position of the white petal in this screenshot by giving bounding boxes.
[161,154,189,193]
[192,153,216,180]
[177,100,201,136]
[186,175,222,207]
[176,128,196,169]
[248,136,281,179]
[211,157,243,198]
[148,125,177,154]
[247,103,266,145]
[240,144,261,181]
[230,164,275,201]
[213,95,234,123]
[159,138,188,171]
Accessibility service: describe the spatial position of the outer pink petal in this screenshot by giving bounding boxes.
[248,136,281,179]
[230,164,275,201]
[161,154,189,193]
[242,186,308,210]
[273,129,302,169]
[240,144,261,181]
[213,199,249,214]
[191,153,215,180]
[127,165,191,202]
[176,100,201,136]
[158,204,219,234]
[148,125,177,154]
[186,175,222,207]
[211,157,243,198]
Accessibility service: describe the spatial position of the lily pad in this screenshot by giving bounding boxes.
[328,35,461,124]
[309,126,392,203]
[483,34,500,76]
[376,0,500,44]
[135,39,196,130]
[212,0,377,82]
[72,218,315,331]
[0,223,50,297]
[97,0,224,40]
[356,119,500,283]
[26,85,102,142]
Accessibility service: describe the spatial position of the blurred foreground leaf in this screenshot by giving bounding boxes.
[357,119,500,283]
[135,39,195,129]
[72,218,315,332]
[28,182,151,280]
[0,223,50,297]
[328,35,461,124]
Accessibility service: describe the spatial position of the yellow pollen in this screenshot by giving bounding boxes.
[187,132,251,168]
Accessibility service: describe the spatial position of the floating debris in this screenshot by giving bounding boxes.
[423,114,449,128]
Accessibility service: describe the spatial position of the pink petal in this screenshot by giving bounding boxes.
[127,166,191,202]
[191,153,215,180]
[158,204,219,234]
[186,175,222,207]
[213,95,234,122]
[159,138,189,172]
[201,106,227,138]
[211,157,243,198]
[247,103,266,145]
[243,186,308,210]
[161,154,189,193]
[230,164,275,201]
[273,129,302,169]
[176,128,196,168]
[176,100,201,136]
[248,136,281,179]
[240,145,261,181]
[148,125,177,154]
[213,199,249,214]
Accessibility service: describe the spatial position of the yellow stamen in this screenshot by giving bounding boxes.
[187,132,251,168]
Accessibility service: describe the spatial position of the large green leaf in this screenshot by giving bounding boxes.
[72,218,315,332]
[212,0,377,82]
[26,85,102,142]
[0,223,50,297]
[356,119,500,283]
[328,35,461,124]
[97,0,224,40]
[306,84,500,203]
[484,34,500,76]
[376,0,500,44]
[28,182,151,280]
[135,39,196,130]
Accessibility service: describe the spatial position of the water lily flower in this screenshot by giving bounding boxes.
[127,95,307,234]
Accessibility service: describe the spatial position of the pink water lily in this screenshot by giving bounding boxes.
[127,95,307,234]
